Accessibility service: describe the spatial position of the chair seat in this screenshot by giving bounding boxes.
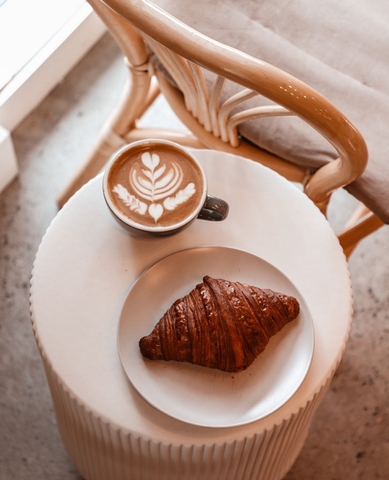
[153,0,389,223]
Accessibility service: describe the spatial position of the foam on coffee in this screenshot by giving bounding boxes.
[107,143,205,229]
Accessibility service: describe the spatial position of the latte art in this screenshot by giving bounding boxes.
[112,151,195,222]
[130,152,185,202]
[106,143,205,229]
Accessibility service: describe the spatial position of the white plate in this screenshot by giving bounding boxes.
[117,246,314,428]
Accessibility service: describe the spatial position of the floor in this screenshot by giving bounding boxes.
[1,33,389,480]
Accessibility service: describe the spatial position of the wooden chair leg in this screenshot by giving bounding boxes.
[338,204,384,258]
[57,125,125,209]
[57,62,154,208]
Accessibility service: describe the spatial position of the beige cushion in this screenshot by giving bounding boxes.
[152,0,389,223]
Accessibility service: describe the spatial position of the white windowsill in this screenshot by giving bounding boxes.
[0,1,107,194]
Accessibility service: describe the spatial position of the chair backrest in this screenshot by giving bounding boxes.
[92,0,368,218]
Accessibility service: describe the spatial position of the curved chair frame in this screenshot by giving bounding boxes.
[58,0,384,257]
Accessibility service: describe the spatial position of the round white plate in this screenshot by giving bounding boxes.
[117,246,314,428]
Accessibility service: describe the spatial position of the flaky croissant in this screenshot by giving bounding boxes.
[139,276,300,372]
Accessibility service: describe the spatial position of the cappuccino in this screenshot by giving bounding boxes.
[106,142,205,230]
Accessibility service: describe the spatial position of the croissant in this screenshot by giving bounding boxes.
[139,276,300,372]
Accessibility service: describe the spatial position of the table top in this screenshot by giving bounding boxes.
[30,149,352,444]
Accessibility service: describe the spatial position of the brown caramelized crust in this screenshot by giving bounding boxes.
[139,276,300,372]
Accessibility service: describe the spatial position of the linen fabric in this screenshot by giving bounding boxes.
[151,0,389,223]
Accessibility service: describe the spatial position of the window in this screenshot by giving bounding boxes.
[0,0,86,92]
[0,0,106,193]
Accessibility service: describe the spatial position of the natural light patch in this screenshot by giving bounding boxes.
[0,0,85,91]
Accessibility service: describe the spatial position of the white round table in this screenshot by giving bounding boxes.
[30,150,352,480]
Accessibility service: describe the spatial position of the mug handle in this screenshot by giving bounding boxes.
[198,195,229,221]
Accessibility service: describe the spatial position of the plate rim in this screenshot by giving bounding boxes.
[117,245,314,428]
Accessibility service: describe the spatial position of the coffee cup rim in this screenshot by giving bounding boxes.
[103,139,208,233]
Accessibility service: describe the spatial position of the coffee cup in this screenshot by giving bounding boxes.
[102,139,229,236]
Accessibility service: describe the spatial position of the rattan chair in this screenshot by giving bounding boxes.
[57,0,387,257]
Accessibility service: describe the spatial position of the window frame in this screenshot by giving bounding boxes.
[0,1,106,194]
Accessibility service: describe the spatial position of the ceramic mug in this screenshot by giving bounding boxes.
[102,139,229,236]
